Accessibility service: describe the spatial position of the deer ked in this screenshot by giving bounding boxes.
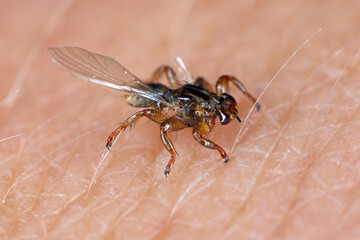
[48,47,260,176]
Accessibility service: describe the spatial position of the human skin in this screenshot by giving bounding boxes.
[0,0,360,239]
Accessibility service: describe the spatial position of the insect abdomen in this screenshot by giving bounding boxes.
[126,83,173,108]
[125,95,153,108]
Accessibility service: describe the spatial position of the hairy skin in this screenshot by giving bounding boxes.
[1,0,360,239]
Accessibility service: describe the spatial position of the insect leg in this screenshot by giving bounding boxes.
[194,77,213,90]
[193,122,229,163]
[215,75,261,111]
[151,65,181,88]
[160,116,187,176]
[106,109,167,149]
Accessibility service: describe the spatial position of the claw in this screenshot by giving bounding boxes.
[223,156,229,163]
[106,142,111,150]
[256,103,261,111]
[164,168,170,177]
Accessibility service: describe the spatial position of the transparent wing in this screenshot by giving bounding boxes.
[48,46,174,107]
[175,57,196,84]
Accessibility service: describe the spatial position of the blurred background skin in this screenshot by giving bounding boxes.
[0,0,360,239]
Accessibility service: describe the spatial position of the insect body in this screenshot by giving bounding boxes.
[48,47,260,176]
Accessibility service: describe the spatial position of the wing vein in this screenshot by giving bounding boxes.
[48,46,175,109]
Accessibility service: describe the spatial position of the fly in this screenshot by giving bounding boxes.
[48,46,260,176]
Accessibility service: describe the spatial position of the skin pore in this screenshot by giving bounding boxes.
[1,0,360,239]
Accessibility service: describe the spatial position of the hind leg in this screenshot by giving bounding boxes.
[194,77,213,90]
[106,109,167,149]
[151,65,181,88]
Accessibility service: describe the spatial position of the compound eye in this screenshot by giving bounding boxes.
[219,110,231,125]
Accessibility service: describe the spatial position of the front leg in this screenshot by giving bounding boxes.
[216,75,261,111]
[192,122,229,163]
[106,109,167,149]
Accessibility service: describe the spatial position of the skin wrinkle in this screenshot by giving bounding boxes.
[4,0,75,108]
[107,133,210,238]
[153,145,229,239]
[2,103,89,195]
[4,129,100,239]
[49,193,93,235]
[85,106,161,194]
[49,188,105,236]
[74,143,168,238]
[105,191,157,238]
[2,129,97,203]
[23,103,87,148]
[2,105,102,189]
[270,105,360,239]
[329,56,354,94]
[302,53,354,166]
[164,134,245,229]
[268,63,359,239]
[219,121,288,239]
[220,45,357,239]
[333,182,360,238]
[218,42,328,238]
[162,71,350,236]
[158,171,216,237]
[52,165,148,236]
[7,148,89,238]
[0,90,20,105]
[92,172,157,237]
[2,106,77,201]
[40,165,89,234]
[1,0,360,239]
[231,28,322,153]
[146,150,207,239]
[130,159,190,239]
[157,169,218,240]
